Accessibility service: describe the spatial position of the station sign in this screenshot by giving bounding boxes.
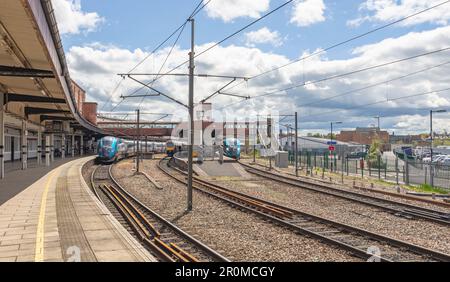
[327,141,337,145]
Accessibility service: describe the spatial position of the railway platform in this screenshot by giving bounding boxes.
[0,157,156,262]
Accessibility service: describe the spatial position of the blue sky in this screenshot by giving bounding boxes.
[53,0,450,134]
[62,0,432,60]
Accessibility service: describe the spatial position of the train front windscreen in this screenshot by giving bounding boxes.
[224,139,241,159]
[98,137,117,161]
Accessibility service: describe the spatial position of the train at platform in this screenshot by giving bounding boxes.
[223,138,241,159]
[97,136,242,163]
[165,138,241,159]
[96,136,165,163]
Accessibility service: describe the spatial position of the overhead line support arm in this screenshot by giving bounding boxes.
[124,75,188,109]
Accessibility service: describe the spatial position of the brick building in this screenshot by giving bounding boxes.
[71,80,86,115]
[82,102,98,125]
[71,80,98,125]
[337,127,390,151]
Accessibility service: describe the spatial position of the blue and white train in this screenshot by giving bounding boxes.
[165,138,241,160]
[98,136,242,163]
[97,136,165,163]
[223,138,241,159]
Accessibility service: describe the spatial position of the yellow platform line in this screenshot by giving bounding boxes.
[34,169,59,262]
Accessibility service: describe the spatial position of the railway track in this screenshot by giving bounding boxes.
[90,163,229,262]
[239,162,450,226]
[159,158,450,262]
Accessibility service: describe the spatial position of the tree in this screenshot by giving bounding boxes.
[367,137,386,169]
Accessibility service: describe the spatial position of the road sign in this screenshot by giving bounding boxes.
[329,146,335,151]
[327,141,337,145]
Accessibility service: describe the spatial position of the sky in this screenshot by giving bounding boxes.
[52,0,450,135]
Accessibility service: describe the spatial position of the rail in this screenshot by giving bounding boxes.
[158,158,450,262]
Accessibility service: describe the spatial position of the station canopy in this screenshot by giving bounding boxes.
[0,0,102,134]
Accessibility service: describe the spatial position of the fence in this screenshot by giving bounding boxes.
[285,150,450,190]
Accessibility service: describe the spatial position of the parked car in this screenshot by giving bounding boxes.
[432,155,446,164]
[442,158,450,166]
[422,157,432,163]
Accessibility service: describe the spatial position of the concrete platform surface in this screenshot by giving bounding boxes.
[194,161,251,178]
[0,157,85,206]
[0,157,156,262]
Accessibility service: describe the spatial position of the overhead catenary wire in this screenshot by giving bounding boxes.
[299,87,450,122]
[219,0,450,94]
[105,0,210,112]
[131,0,295,93]
[112,22,188,112]
[136,22,188,108]
[262,60,450,124]
[299,60,450,108]
[218,46,450,110]
[101,22,186,111]
[191,0,212,18]
[129,0,206,74]
[133,1,213,101]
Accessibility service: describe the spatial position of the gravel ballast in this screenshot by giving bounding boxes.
[212,162,450,255]
[243,159,450,212]
[111,159,360,262]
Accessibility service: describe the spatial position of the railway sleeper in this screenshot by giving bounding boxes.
[102,185,182,262]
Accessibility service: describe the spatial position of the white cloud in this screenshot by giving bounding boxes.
[394,114,450,133]
[66,42,290,120]
[244,27,284,47]
[290,0,326,27]
[204,0,270,22]
[52,0,104,35]
[348,0,450,27]
[66,26,450,134]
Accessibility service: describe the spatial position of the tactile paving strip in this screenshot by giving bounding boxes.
[55,172,97,262]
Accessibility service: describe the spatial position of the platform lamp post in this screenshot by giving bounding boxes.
[430,109,447,188]
[330,122,342,173]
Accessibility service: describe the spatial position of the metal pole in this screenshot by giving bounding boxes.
[330,122,333,172]
[254,114,259,163]
[21,120,27,170]
[405,158,410,186]
[361,158,364,178]
[430,110,434,188]
[145,135,148,153]
[395,155,399,185]
[378,155,381,180]
[268,116,272,171]
[346,156,349,176]
[136,109,140,173]
[322,153,325,179]
[187,18,195,212]
[314,152,317,169]
[295,112,299,177]
[0,93,4,179]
